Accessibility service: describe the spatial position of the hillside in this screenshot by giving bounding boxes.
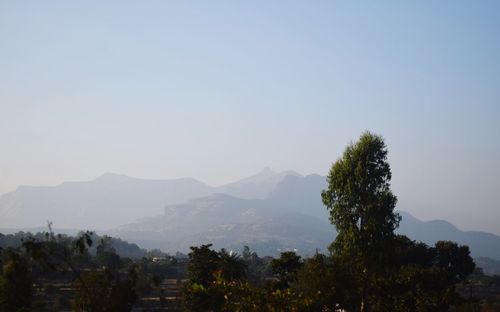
[110,175,500,259]
[0,169,297,230]
[2,170,499,259]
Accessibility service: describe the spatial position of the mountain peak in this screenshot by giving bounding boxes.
[95,172,131,181]
[257,167,276,176]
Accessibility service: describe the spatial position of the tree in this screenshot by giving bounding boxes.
[218,249,247,282]
[321,131,400,311]
[433,241,475,284]
[23,229,138,312]
[22,229,93,273]
[73,270,112,312]
[293,253,340,310]
[271,251,303,289]
[320,132,477,311]
[95,237,121,270]
[0,251,33,312]
[183,244,224,311]
[73,269,137,312]
[186,244,221,287]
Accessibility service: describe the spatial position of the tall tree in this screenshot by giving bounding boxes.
[321,131,400,312]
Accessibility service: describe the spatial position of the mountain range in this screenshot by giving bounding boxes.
[1,169,499,260]
[0,168,295,230]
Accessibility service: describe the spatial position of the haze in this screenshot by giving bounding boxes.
[1,1,499,234]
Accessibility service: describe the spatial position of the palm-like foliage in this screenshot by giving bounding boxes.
[218,249,247,282]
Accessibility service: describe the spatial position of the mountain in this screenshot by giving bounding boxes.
[397,211,500,260]
[110,175,500,259]
[474,257,500,275]
[110,191,335,256]
[215,167,302,199]
[0,173,213,230]
[0,169,298,230]
[2,170,499,260]
[109,174,332,255]
[266,174,329,220]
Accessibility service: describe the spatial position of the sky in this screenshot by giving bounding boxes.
[1,1,499,234]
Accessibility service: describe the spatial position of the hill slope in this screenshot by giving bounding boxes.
[111,175,500,259]
[2,171,499,260]
[0,169,297,230]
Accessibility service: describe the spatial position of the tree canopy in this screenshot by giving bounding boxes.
[322,131,401,311]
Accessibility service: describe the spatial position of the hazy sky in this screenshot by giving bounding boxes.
[1,1,499,234]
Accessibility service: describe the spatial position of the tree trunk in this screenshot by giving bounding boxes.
[360,282,368,312]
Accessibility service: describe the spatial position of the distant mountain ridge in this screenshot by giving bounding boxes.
[397,211,500,260]
[110,174,500,260]
[110,189,334,256]
[216,167,301,199]
[0,173,212,230]
[1,169,499,260]
[0,169,302,230]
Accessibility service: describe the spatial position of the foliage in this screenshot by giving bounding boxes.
[95,236,122,270]
[20,228,141,312]
[186,244,221,287]
[72,268,137,312]
[242,246,273,286]
[321,131,401,310]
[271,251,303,289]
[219,248,248,282]
[318,132,477,311]
[184,244,251,311]
[293,253,340,310]
[434,240,476,283]
[22,229,94,273]
[321,132,400,257]
[0,251,33,312]
[0,231,147,259]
